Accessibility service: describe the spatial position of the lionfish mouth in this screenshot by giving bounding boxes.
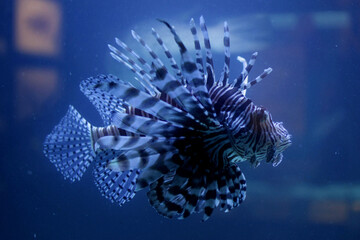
[267,135,292,167]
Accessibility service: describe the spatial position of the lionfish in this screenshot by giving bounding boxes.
[44,16,291,221]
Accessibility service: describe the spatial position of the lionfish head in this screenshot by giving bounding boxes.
[270,121,292,166]
[232,106,291,167]
[256,107,291,167]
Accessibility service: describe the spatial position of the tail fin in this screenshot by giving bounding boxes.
[43,105,95,181]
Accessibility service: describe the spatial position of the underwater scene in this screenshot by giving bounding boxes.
[1,0,360,239]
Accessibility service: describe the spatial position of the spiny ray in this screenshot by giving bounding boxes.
[150,65,213,125]
[108,44,156,96]
[95,135,172,151]
[219,21,230,86]
[131,30,164,68]
[151,28,185,85]
[111,111,192,137]
[106,144,176,172]
[81,75,207,130]
[199,16,216,89]
[159,19,217,120]
[189,18,204,78]
[239,67,273,91]
[233,52,258,89]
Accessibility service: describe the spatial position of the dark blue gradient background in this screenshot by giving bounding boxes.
[1,0,360,239]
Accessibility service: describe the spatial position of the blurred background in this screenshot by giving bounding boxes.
[1,0,360,239]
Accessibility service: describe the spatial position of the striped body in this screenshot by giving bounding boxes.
[43,16,291,221]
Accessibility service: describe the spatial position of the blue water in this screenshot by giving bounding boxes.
[1,0,360,239]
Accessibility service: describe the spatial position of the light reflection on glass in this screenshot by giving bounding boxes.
[352,201,360,212]
[312,11,350,29]
[308,200,348,224]
[15,67,59,119]
[15,0,61,56]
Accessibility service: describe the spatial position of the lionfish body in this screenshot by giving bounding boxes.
[44,16,291,221]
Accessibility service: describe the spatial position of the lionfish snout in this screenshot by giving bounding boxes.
[269,122,292,167]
